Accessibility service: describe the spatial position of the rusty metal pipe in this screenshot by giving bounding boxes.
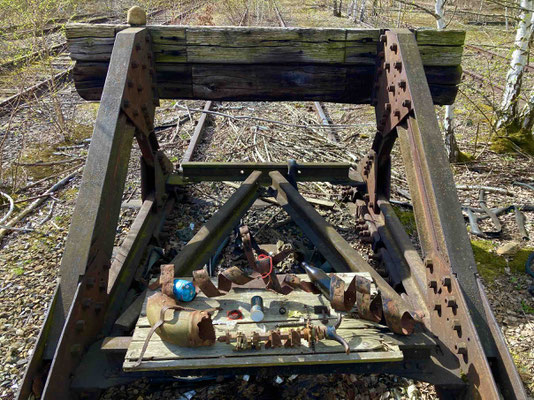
[269,171,416,335]
[171,170,262,275]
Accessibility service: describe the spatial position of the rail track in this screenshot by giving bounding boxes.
[0,4,202,117]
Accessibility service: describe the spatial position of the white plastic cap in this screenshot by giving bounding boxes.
[250,305,264,322]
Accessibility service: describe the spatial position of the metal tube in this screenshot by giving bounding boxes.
[171,170,262,275]
[269,171,416,335]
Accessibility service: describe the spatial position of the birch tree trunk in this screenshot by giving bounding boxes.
[435,0,460,162]
[359,0,366,21]
[496,0,534,130]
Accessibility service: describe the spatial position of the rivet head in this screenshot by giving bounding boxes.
[390,43,398,52]
[123,100,130,109]
[385,102,391,112]
[457,342,467,355]
[131,61,138,69]
[433,303,441,312]
[442,276,452,288]
[388,85,396,93]
[446,296,457,307]
[398,80,406,89]
[75,320,85,332]
[451,319,461,332]
[428,280,437,289]
[384,62,390,71]
[402,99,411,108]
[394,61,402,70]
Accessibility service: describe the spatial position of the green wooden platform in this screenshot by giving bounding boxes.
[124,273,434,372]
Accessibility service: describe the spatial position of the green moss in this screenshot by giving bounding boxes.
[392,206,416,236]
[491,122,534,155]
[471,239,534,281]
[456,151,475,163]
[12,267,24,276]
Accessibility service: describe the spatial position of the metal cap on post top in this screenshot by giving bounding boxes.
[250,295,264,322]
[127,6,146,26]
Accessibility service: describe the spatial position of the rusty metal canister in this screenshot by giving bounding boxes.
[146,292,215,347]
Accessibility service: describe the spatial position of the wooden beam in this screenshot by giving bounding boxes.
[67,25,465,105]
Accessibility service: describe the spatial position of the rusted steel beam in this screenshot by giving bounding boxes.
[103,195,174,333]
[169,162,360,185]
[269,171,416,335]
[171,171,262,276]
[17,26,163,400]
[375,29,525,399]
[181,101,212,163]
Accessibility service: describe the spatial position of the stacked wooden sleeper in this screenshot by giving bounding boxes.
[66,24,465,105]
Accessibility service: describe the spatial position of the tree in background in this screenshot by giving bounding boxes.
[435,0,461,162]
[494,0,534,154]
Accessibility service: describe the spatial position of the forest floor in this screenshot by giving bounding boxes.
[0,1,533,399]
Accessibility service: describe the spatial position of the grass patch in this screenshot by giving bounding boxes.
[471,239,534,281]
[392,206,417,236]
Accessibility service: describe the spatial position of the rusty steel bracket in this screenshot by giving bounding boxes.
[367,29,527,399]
[374,31,413,136]
[121,28,158,137]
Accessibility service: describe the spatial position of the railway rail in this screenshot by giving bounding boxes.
[0,4,201,117]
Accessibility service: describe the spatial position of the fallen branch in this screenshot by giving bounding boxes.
[15,157,82,167]
[0,191,15,224]
[173,105,374,130]
[455,184,512,196]
[0,166,83,241]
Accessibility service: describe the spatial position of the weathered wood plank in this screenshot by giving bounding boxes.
[72,61,459,104]
[414,29,466,46]
[67,25,465,104]
[124,350,404,371]
[66,25,464,67]
[123,274,411,371]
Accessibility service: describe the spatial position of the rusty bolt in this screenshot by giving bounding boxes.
[385,102,391,112]
[457,342,468,355]
[379,34,387,43]
[402,99,411,108]
[446,297,457,307]
[442,275,452,289]
[433,303,441,312]
[424,258,433,270]
[70,344,82,356]
[131,61,138,69]
[75,320,85,332]
[398,80,407,90]
[388,85,396,93]
[81,298,92,309]
[394,61,402,71]
[127,80,134,88]
[428,280,437,290]
[394,109,401,118]
[389,43,398,53]
[384,62,390,71]
[451,319,461,333]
